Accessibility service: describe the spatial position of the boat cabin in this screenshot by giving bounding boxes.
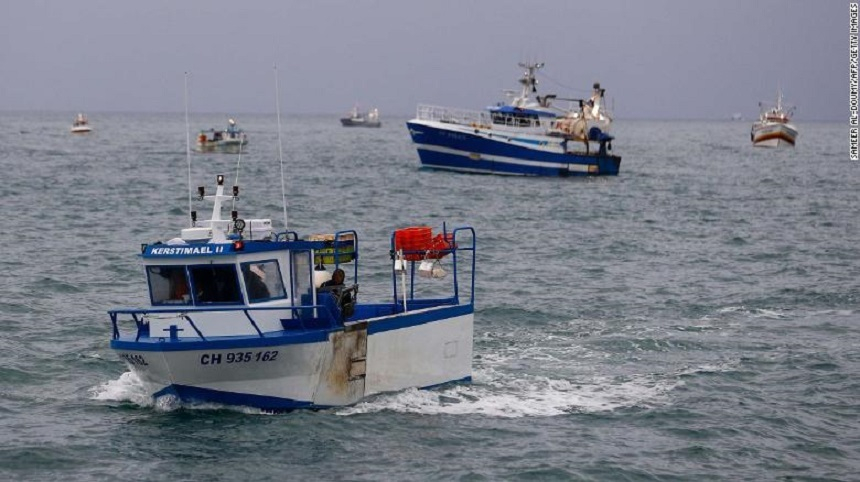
[139,229,359,335]
[488,105,555,128]
[111,175,473,346]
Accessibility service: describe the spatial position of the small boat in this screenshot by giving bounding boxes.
[407,62,621,177]
[71,113,92,134]
[108,175,476,411]
[196,119,248,153]
[341,106,381,127]
[751,89,798,147]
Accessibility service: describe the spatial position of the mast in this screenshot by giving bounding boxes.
[274,64,289,230]
[514,62,544,107]
[184,72,193,227]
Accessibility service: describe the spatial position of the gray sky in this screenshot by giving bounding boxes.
[0,0,846,120]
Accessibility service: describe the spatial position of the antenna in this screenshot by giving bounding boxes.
[184,71,193,227]
[274,64,289,230]
[232,131,243,211]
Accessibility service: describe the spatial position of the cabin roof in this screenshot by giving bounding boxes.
[487,105,557,118]
[141,239,354,259]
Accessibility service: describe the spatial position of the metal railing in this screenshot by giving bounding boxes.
[109,304,340,341]
[415,104,491,127]
[415,104,549,132]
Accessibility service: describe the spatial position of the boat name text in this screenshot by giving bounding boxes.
[120,353,149,366]
[150,246,226,256]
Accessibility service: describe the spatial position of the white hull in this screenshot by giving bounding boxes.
[114,308,473,409]
[71,126,92,133]
[751,121,797,147]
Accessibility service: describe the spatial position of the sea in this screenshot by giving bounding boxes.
[0,111,856,481]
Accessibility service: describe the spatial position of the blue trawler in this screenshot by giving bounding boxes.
[406,62,621,177]
[108,174,476,411]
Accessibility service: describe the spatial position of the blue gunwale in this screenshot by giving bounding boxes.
[110,303,473,352]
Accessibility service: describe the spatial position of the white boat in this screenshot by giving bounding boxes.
[407,62,621,176]
[71,113,92,134]
[341,106,381,127]
[108,174,476,411]
[196,119,249,153]
[751,89,797,147]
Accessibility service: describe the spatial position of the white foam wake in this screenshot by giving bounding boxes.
[90,371,155,408]
[337,367,680,418]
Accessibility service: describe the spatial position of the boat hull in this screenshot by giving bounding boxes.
[111,304,473,410]
[341,118,381,127]
[71,127,92,134]
[751,121,797,147]
[195,140,249,153]
[407,120,621,176]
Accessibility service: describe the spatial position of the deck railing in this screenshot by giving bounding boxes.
[415,104,550,131]
[109,304,339,341]
[415,104,491,126]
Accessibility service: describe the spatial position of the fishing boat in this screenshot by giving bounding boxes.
[107,174,476,411]
[406,62,621,176]
[71,113,92,134]
[751,89,798,147]
[196,119,249,153]
[341,105,382,127]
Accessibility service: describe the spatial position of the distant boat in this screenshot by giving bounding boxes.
[71,113,92,134]
[751,89,797,147]
[341,106,381,127]
[406,62,621,177]
[731,113,743,121]
[196,118,248,153]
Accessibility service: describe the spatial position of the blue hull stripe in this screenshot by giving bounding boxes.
[152,375,474,411]
[407,121,620,176]
[366,304,473,335]
[111,304,473,352]
[153,384,316,411]
[111,329,330,352]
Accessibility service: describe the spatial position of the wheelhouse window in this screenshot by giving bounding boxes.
[189,264,242,304]
[241,260,287,303]
[147,266,191,305]
[491,112,538,127]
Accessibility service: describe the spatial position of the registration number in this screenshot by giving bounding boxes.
[200,350,279,365]
[119,353,149,366]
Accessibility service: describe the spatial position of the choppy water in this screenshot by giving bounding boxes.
[0,112,857,481]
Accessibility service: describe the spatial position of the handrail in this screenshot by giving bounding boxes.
[389,225,476,312]
[415,103,550,131]
[274,230,299,241]
[415,104,490,126]
[334,229,359,284]
[109,303,340,341]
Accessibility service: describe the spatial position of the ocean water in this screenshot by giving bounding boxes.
[0,111,857,481]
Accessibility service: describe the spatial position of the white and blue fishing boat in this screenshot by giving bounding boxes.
[407,62,621,176]
[108,175,476,411]
[195,118,248,153]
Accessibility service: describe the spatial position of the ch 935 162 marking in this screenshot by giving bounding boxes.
[200,350,279,365]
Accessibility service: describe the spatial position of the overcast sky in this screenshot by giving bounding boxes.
[0,0,846,120]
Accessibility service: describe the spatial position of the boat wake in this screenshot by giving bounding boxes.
[91,371,155,408]
[90,372,266,414]
[337,366,680,418]
[92,364,681,417]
